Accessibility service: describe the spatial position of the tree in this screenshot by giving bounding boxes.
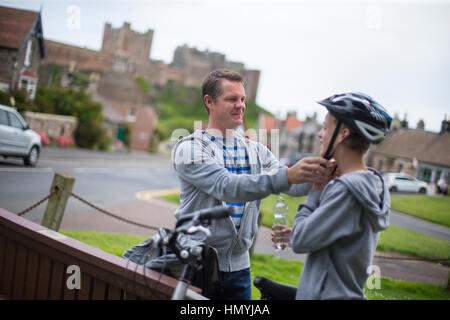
[33,86,110,150]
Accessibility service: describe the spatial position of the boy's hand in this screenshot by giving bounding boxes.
[313,159,339,191]
[286,157,330,185]
[271,225,292,249]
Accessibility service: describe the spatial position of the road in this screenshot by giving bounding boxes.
[0,147,179,224]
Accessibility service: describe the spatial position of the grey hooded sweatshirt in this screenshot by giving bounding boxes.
[290,169,390,300]
[172,130,311,272]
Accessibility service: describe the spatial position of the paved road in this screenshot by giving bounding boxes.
[0,147,178,223]
[389,210,450,241]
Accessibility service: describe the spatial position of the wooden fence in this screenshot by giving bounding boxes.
[0,208,200,300]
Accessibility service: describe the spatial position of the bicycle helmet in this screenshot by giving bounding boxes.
[317,92,392,159]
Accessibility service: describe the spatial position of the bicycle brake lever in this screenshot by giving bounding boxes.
[187,225,211,237]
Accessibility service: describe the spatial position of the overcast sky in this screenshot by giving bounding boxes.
[4,0,450,132]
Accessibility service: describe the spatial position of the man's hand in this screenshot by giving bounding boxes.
[286,157,330,185]
[271,225,292,250]
[312,159,339,191]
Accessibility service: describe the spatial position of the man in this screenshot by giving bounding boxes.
[172,69,330,300]
[276,92,392,299]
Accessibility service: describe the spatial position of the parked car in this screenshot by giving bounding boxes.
[384,172,428,194]
[0,104,41,166]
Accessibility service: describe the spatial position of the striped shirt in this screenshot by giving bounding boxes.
[202,130,249,231]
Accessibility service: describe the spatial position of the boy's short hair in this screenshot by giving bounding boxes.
[201,69,244,113]
[330,116,370,154]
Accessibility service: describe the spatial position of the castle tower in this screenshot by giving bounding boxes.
[101,22,154,65]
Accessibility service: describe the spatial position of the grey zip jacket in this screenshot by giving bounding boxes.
[172,130,311,272]
[291,169,390,300]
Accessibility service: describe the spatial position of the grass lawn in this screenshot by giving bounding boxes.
[59,229,449,300]
[390,195,450,227]
[250,254,450,300]
[60,229,148,257]
[377,224,450,261]
[161,192,450,261]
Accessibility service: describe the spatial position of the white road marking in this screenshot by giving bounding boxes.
[73,167,150,174]
[0,167,53,173]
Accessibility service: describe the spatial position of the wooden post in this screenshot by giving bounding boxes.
[41,172,75,231]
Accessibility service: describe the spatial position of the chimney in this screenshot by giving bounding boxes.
[416,119,425,130]
[400,113,408,129]
[440,114,450,135]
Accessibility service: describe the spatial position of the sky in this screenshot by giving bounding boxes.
[3,0,450,132]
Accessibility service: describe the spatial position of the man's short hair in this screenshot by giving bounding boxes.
[201,69,244,113]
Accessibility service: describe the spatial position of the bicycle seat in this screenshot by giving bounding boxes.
[253,276,297,300]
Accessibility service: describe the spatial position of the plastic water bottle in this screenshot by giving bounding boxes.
[273,195,289,251]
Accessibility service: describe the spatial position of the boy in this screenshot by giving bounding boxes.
[276,92,392,300]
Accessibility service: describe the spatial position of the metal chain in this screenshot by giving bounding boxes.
[70,192,159,231]
[16,187,59,217]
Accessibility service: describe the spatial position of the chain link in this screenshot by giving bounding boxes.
[16,187,59,217]
[70,192,159,231]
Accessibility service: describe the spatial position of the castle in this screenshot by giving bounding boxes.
[38,22,260,150]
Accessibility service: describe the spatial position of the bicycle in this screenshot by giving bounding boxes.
[124,205,234,300]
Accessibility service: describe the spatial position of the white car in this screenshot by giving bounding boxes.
[0,104,42,166]
[384,172,428,194]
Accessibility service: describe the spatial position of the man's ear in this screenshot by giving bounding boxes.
[204,95,213,113]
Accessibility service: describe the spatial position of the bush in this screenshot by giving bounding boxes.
[34,86,109,150]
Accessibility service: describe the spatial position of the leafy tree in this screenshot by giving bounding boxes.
[33,86,110,150]
[136,76,150,94]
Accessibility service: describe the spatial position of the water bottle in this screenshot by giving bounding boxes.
[273,195,289,251]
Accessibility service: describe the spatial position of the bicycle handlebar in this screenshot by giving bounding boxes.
[175,205,234,228]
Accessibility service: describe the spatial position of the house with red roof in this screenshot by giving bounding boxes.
[0,5,45,99]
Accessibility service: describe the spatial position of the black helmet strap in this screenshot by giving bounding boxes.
[323,120,342,160]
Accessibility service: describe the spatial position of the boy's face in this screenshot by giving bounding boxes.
[318,112,338,158]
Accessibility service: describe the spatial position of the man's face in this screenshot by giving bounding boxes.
[205,79,246,131]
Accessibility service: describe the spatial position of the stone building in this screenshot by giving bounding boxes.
[172,44,260,101]
[101,22,154,66]
[278,112,322,162]
[94,70,157,151]
[0,6,45,99]
[368,116,450,183]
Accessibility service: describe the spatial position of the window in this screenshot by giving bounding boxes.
[18,76,37,100]
[127,107,136,122]
[8,113,24,129]
[0,109,9,126]
[24,39,33,67]
[377,159,383,170]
